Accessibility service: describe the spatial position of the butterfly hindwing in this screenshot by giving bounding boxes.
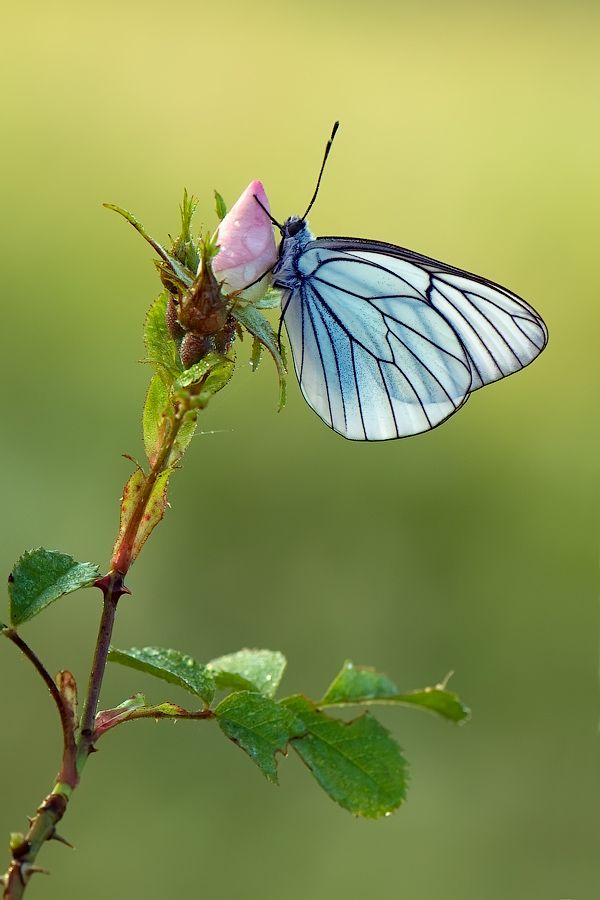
[282,245,473,440]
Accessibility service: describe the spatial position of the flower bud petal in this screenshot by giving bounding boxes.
[213,180,278,302]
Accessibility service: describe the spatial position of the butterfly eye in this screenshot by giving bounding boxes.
[287,219,304,238]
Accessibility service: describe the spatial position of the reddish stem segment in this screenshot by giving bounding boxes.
[77,574,127,757]
[2,385,197,898]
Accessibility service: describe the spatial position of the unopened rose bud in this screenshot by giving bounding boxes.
[213,180,277,302]
[179,259,228,336]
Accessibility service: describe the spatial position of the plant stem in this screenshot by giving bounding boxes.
[2,791,70,900]
[2,395,193,899]
[76,573,124,764]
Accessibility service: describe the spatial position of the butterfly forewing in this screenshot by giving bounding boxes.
[427,271,547,390]
[314,238,548,392]
[275,231,547,441]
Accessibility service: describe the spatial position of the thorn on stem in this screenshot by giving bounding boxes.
[21,863,50,882]
[94,572,131,600]
[49,829,74,849]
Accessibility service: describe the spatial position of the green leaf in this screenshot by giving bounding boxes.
[320,662,470,724]
[170,409,198,464]
[207,649,287,698]
[8,549,99,627]
[144,291,183,384]
[214,190,227,221]
[215,691,303,783]
[143,376,199,466]
[203,353,235,396]
[108,646,215,706]
[143,375,170,466]
[283,695,407,818]
[321,661,399,705]
[386,686,471,724]
[176,351,234,392]
[231,304,286,410]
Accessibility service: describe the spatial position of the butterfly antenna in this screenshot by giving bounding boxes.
[253,194,283,232]
[301,121,339,221]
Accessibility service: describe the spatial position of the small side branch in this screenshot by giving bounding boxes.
[3,630,77,787]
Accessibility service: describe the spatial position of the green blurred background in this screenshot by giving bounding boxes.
[1,1,598,897]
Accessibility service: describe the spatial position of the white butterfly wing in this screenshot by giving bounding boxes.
[426,270,547,390]
[279,238,547,441]
[316,238,548,392]
[282,246,473,440]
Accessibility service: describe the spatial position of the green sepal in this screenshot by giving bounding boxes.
[112,466,173,567]
[320,661,470,724]
[231,304,286,410]
[250,336,263,372]
[283,694,407,818]
[144,291,183,385]
[207,649,287,699]
[108,646,215,706]
[95,694,212,737]
[103,203,194,288]
[214,190,227,221]
[8,549,100,626]
[215,691,304,783]
[130,466,172,561]
[171,189,200,273]
[253,287,282,310]
[95,693,147,736]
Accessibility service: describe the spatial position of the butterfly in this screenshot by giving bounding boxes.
[259,123,548,441]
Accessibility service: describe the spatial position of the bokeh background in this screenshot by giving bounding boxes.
[1,1,598,898]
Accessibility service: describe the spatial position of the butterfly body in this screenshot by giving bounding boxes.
[272,218,547,441]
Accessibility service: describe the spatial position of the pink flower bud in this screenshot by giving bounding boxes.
[213,180,278,302]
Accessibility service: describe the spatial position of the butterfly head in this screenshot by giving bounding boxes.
[278,216,313,262]
[282,215,305,238]
[281,215,310,240]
